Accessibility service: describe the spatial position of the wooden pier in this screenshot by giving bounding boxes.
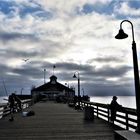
[0,101,117,140]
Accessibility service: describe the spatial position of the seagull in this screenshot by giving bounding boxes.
[22,59,29,62]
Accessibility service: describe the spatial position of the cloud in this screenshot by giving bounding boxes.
[0,0,139,96]
[83,82,134,96]
[83,65,132,78]
[87,56,122,63]
[0,31,37,41]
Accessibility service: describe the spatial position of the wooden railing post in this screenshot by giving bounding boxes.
[108,107,110,122]
[97,106,98,118]
[126,112,129,130]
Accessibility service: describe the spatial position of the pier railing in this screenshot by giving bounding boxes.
[80,101,137,131]
[0,99,32,119]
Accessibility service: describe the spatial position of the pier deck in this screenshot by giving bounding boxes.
[0,101,116,140]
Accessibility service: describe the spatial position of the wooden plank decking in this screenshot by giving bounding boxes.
[0,101,116,140]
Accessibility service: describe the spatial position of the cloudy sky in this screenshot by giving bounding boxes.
[0,0,140,96]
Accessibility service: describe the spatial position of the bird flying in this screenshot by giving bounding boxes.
[22,59,29,62]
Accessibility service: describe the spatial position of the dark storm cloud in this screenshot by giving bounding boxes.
[0,64,10,75]
[46,62,132,79]
[0,60,133,86]
[0,32,38,41]
[83,82,135,96]
[12,66,43,80]
[0,37,66,60]
[40,62,132,83]
[86,65,132,78]
[0,61,43,82]
[57,63,132,80]
[0,57,134,96]
[55,65,134,96]
[0,49,39,58]
[0,75,38,96]
[87,56,122,64]
[52,62,93,71]
[0,61,45,95]
[94,57,122,63]
[51,62,135,96]
[10,61,92,80]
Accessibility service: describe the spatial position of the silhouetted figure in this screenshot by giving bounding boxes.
[8,93,22,121]
[8,93,15,121]
[73,95,78,106]
[110,96,122,122]
[82,95,90,101]
[14,94,22,111]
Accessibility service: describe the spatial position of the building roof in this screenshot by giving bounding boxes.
[31,75,74,92]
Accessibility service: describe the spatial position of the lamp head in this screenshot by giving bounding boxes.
[73,74,77,78]
[115,29,128,39]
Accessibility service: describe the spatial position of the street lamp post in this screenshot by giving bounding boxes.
[73,71,80,108]
[65,82,70,97]
[44,69,46,84]
[115,20,140,133]
[82,88,84,96]
[21,88,24,95]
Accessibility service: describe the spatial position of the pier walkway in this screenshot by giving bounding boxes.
[0,101,116,140]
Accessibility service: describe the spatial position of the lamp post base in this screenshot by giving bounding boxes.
[75,102,81,110]
[75,105,81,110]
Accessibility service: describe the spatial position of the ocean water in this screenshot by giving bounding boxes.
[90,96,136,109]
[0,96,8,104]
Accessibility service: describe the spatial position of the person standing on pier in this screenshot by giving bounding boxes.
[8,93,15,121]
[110,96,122,123]
[14,94,22,111]
[8,93,22,121]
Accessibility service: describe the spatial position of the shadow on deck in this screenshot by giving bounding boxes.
[0,101,118,140]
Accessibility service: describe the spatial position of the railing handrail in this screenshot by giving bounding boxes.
[82,101,136,113]
[21,99,32,104]
[81,100,137,131]
[0,103,8,108]
[0,99,32,119]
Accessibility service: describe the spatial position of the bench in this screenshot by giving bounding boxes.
[115,130,140,140]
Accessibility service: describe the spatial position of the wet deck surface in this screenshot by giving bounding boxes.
[0,101,116,140]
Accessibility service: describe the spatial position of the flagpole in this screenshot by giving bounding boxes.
[44,69,46,84]
[53,67,54,75]
[53,65,56,75]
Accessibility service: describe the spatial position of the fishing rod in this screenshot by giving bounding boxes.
[2,78,8,97]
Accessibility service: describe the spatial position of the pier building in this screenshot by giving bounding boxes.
[31,75,75,102]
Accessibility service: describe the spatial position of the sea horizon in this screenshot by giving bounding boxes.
[0,95,136,109]
[90,95,136,109]
[0,96,8,104]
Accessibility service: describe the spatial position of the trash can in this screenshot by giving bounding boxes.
[84,106,94,121]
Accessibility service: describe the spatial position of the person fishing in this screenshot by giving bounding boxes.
[8,93,22,121]
[14,94,22,111]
